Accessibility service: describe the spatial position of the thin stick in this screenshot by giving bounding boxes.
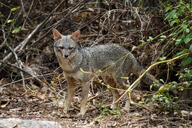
[0,0,67,68]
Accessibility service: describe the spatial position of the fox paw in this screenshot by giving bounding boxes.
[110,104,117,110]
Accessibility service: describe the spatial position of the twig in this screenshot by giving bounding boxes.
[30,0,89,48]
[0,10,12,49]
[20,0,26,15]
[0,0,67,68]
[0,60,57,96]
[0,4,26,50]
[119,53,189,105]
[88,92,100,102]
[22,0,34,28]
[6,44,26,90]
[102,52,190,109]
[134,7,144,39]
[1,73,53,87]
[0,20,46,70]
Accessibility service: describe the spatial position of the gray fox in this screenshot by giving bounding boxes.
[53,29,158,116]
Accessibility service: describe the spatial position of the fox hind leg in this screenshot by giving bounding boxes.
[110,89,120,109]
[104,76,120,109]
[116,75,131,112]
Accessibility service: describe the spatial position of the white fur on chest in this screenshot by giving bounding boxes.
[60,62,73,71]
[57,54,75,72]
[64,70,85,81]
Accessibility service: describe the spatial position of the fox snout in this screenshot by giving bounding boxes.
[63,50,69,58]
[64,54,69,58]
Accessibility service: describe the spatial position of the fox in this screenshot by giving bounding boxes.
[52,28,159,116]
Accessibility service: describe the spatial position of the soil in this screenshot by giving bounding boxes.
[0,83,191,128]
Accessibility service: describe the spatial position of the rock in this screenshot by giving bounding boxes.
[0,118,63,128]
[181,110,188,117]
[181,110,192,119]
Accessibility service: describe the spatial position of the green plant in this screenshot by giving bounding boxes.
[1,6,27,35]
[164,1,192,65]
[95,107,121,120]
[138,1,192,112]
[149,67,191,111]
[141,1,192,65]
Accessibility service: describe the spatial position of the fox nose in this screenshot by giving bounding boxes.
[65,54,69,58]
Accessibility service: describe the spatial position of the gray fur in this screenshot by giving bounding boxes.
[53,29,158,116]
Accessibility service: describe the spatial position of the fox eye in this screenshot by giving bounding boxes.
[60,46,64,49]
[68,47,73,50]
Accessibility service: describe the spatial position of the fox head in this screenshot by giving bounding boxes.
[53,29,80,59]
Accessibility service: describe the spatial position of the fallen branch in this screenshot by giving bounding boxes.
[1,73,53,87]
[0,60,57,96]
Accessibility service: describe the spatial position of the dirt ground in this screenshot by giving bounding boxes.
[0,83,191,128]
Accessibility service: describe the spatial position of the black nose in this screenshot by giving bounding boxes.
[65,54,68,58]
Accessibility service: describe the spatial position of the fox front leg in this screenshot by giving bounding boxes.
[110,89,120,109]
[78,82,89,116]
[64,77,76,114]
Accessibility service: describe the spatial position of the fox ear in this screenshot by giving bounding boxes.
[71,30,80,42]
[53,28,62,42]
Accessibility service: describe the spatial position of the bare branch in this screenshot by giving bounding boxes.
[0,0,67,69]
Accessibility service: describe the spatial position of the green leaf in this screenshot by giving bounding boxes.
[160,35,166,39]
[184,37,191,44]
[183,57,192,66]
[175,39,182,45]
[180,5,185,13]
[176,49,189,56]
[184,33,192,44]
[165,4,172,12]
[12,27,21,34]
[186,28,190,33]
[140,40,146,44]
[181,24,188,30]
[109,109,121,115]
[121,77,129,80]
[165,10,176,20]
[170,19,180,26]
[160,79,165,83]
[170,20,176,26]
[147,36,154,42]
[11,6,20,12]
[189,44,192,51]
[159,56,166,61]
[7,19,15,23]
[21,27,27,31]
[186,3,190,9]
[185,73,192,79]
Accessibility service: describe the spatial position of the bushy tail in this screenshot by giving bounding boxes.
[132,61,159,87]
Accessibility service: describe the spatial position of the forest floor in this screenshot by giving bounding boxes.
[0,1,192,127]
[0,83,191,128]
